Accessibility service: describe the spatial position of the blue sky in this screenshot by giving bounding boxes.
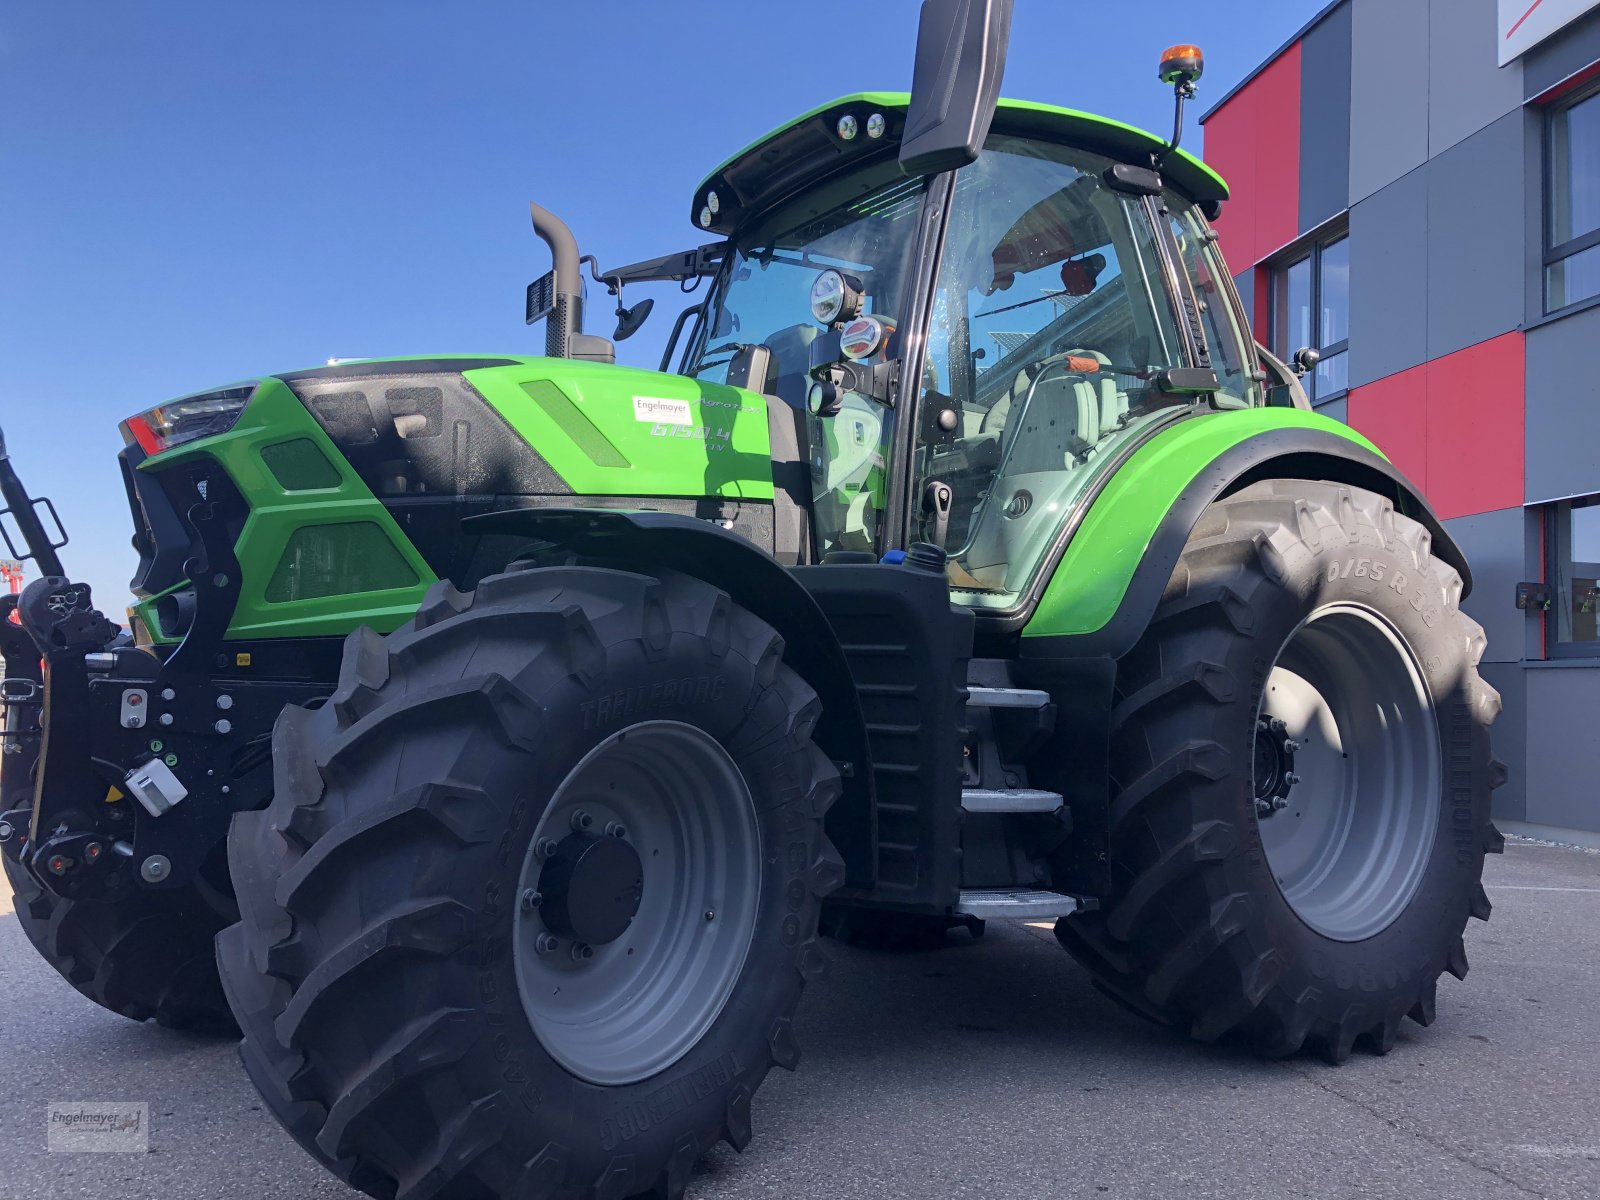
[0,0,1324,614]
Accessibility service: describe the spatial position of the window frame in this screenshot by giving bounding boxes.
[1543,79,1600,316]
[1268,228,1349,405]
[1543,494,1600,659]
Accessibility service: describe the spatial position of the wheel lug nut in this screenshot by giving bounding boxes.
[1269,717,1287,734]
[571,942,594,962]
[535,933,559,955]
[521,889,542,912]
[1272,796,1290,811]
[571,810,594,832]
[1282,739,1299,753]
[535,837,558,859]
[1285,773,1301,787]
[605,821,627,840]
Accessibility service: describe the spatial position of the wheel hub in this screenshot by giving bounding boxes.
[1253,715,1299,818]
[511,720,762,1086]
[536,831,643,947]
[1253,603,1442,942]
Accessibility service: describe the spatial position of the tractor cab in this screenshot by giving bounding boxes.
[679,91,1260,614]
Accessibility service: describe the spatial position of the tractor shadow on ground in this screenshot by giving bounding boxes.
[796,920,1431,1075]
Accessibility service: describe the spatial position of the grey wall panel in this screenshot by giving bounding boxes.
[1523,507,1547,662]
[1479,662,1527,823]
[1300,1,1353,231]
[1350,0,1431,203]
[1428,0,1523,155]
[1525,303,1600,503]
[1347,167,1428,387]
[1444,506,1527,663]
[1524,107,1550,331]
[1233,268,1255,333]
[1314,396,1348,423]
[1525,666,1600,832]
[1426,112,1526,359]
[1523,5,1600,100]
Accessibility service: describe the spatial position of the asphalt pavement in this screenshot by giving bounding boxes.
[2,839,1597,1200]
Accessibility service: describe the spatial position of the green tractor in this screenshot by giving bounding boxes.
[1,4,1503,1197]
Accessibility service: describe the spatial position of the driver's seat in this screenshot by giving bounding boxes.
[983,352,1112,473]
[1001,370,1101,473]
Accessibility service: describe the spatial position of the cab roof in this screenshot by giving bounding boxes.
[692,91,1228,235]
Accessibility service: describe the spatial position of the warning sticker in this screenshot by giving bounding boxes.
[633,396,693,426]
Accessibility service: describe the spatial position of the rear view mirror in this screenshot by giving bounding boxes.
[899,0,1014,177]
[612,297,654,342]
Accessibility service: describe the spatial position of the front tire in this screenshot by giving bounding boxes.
[4,846,236,1034]
[216,566,842,1200]
[1055,480,1505,1062]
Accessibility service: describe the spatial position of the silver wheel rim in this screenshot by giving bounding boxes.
[1254,603,1441,942]
[512,720,761,1085]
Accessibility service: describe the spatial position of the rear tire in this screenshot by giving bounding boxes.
[1055,480,1505,1062]
[216,566,843,1200]
[4,847,236,1034]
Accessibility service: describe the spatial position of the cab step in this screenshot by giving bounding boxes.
[960,787,1064,814]
[966,686,1051,709]
[954,889,1080,919]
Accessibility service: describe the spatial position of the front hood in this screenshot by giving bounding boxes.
[459,357,776,503]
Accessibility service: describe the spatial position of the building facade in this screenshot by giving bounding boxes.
[1202,0,1600,839]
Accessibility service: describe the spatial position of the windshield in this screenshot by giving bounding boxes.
[915,135,1201,609]
[688,166,927,557]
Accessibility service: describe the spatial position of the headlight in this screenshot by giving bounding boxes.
[121,387,253,456]
[809,268,863,327]
[840,315,888,361]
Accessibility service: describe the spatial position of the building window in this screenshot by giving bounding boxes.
[1548,497,1600,653]
[1546,85,1600,313]
[1271,234,1348,403]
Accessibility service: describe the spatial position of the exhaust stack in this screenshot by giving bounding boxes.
[527,204,616,364]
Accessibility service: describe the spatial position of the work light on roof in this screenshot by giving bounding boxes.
[837,113,858,141]
[706,190,721,216]
[698,206,713,229]
[866,112,886,139]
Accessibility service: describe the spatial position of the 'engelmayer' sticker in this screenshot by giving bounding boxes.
[633,396,693,426]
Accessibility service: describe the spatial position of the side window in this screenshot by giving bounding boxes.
[1167,206,1259,408]
[1270,234,1349,404]
[1547,85,1600,313]
[1549,497,1600,653]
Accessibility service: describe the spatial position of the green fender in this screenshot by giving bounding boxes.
[1018,407,1470,659]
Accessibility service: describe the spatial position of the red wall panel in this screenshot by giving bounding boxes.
[1204,43,1302,270]
[1346,333,1526,521]
[1424,332,1525,520]
[1348,361,1430,495]
[1204,92,1257,266]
